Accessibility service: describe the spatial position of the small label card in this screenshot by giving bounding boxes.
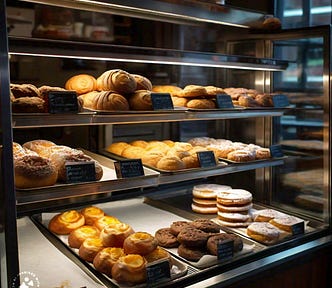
[272,94,289,108]
[65,161,96,183]
[146,259,171,285]
[48,91,79,113]
[217,239,234,260]
[291,221,305,236]
[269,144,284,158]
[197,151,217,168]
[114,159,144,178]
[216,94,234,109]
[151,93,174,110]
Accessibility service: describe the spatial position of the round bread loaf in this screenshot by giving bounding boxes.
[65,74,97,95]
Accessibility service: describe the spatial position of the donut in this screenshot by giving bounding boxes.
[14,155,58,189]
[123,232,158,256]
[191,219,222,233]
[227,150,255,162]
[246,222,280,244]
[81,206,105,226]
[170,221,193,236]
[217,202,253,212]
[48,210,85,235]
[155,228,179,248]
[100,222,134,247]
[207,233,243,256]
[94,215,121,231]
[68,225,100,248]
[111,254,147,285]
[193,184,232,199]
[177,244,206,262]
[177,227,209,248]
[78,237,104,262]
[217,189,253,206]
[93,247,125,277]
[191,202,218,214]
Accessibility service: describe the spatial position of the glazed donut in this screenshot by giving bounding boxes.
[78,237,104,262]
[48,210,85,235]
[65,74,97,95]
[111,254,147,285]
[123,232,158,256]
[68,225,100,248]
[100,222,134,247]
[93,247,126,277]
[227,150,255,162]
[14,155,58,189]
[94,215,121,231]
[81,206,105,226]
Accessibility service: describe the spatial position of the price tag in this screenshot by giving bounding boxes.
[291,221,305,236]
[146,259,171,285]
[197,151,217,168]
[48,91,79,113]
[65,161,96,183]
[217,239,234,260]
[151,93,174,110]
[269,144,284,158]
[114,159,144,178]
[216,94,234,109]
[272,94,289,108]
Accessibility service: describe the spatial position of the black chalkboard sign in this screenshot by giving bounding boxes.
[146,259,171,285]
[65,161,96,183]
[151,93,174,110]
[217,239,234,260]
[114,159,144,178]
[48,91,79,113]
[216,94,234,109]
[291,221,305,236]
[269,144,284,158]
[197,151,217,168]
[272,94,289,108]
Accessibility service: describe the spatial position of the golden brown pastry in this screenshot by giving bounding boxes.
[10,83,41,98]
[78,91,99,109]
[11,97,45,113]
[97,69,137,94]
[238,95,260,107]
[100,222,135,247]
[48,210,85,235]
[178,85,208,98]
[152,85,183,96]
[205,86,225,96]
[156,156,185,171]
[68,225,100,248]
[145,141,170,154]
[132,74,153,91]
[227,150,255,162]
[78,237,104,262]
[130,140,148,148]
[93,91,130,111]
[93,247,126,277]
[65,74,97,95]
[14,155,58,189]
[23,139,57,154]
[141,151,164,167]
[123,232,158,256]
[171,96,188,107]
[269,216,304,233]
[106,142,131,155]
[128,90,152,110]
[144,246,172,265]
[186,99,216,109]
[121,146,146,159]
[246,222,280,244]
[81,206,105,226]
[111,254,147,285]
[94,215,121,231]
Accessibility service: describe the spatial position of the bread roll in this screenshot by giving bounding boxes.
[97,69,137,94]
[68,225,100,248]
[128,90,152,110]
[81,206,105,226]
[152,85,183,96]
[106,142,131,155]
[48,210,85,235]
[94,215,121,231]
[100,222,134,247]
[123,232,158,256]
[156,156,185,171]
[93,247,125,277]
[79,237,104,262]
[23,139,56,154]
[65,74,97,95]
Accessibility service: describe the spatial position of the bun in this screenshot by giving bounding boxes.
[93,247,125,277]
[78,237,104,262]
[14,155,58,189]
[23,140,56,154]
[123,232,158,256]
[111,254,147,285]
[11,97,45,113]
[156,156,185,171]
[205,86,224,96]
[128,90,152,110]
[121,146,146,159]
[81,206,105,225]
[132,74,152,91]
[171,96,188,107]
[65,74,97,95]
[100,222,134,247]
[94,215,121,231]
[106,142,131,155]
[186,99,216,109]
[48,210,85,235]
[144,246,171,265]
[178,85,208,98]
[152,85,182,96]
[68,225,100,248]
[97,69,136,94]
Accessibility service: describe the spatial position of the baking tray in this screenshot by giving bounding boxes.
[31,203,189,288]
[84,107,187,114]
[102,150,228,174]
[218,156,287,165]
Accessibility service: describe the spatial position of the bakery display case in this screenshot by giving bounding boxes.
[1,1,331,287]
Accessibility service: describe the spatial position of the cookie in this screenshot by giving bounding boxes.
[155,228,179,248]
[177,244,206,261]
[177,227,208,247]
[207,233,243,256]
[170,221,193,236]
[191,219,221,233]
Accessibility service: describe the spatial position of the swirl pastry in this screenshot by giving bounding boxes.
[93,247,126,277]
[81,206,105,225]
[23,139,56,155]
[65,74,97,95]
[97,69,137,94]
[100,222,134,247]
[78,237,104,262]
[93,91,129,111]
[48,210,85,235]
[68,225,100,248]
[123,232,158,256]
[94,215,121,231]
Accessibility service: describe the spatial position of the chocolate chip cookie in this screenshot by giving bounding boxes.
[155,228,179,248]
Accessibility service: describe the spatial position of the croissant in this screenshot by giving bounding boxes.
[65,74,97,95]
[97,69,137,94]
[94,91,130,111]
[128,90,152,110]
[78,91,99,109]
[132,74,152,91]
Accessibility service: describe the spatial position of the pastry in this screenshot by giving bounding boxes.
[193,184,232,199]
[166,147,190,159]
[65,74,97,95]
[155,228,179,248]
[269,216,304,233]
[81,206,105,226]
[171,96,188,107]
[11,97,45,113]
[217,211,252,227]
[121,146,146,159]
[100,222,134,247]
[78,237,104,262]
[255,148,271,160]
[246,222,280,244]
[106,142,131,155]
[130,140,149,148]
[177,227,209,247]
[227,150,255,162]
[141,151,164,167]
[48,210,85,235]
[14,155,58,189]
[207,233,243,256]
[93,91,130,111]
[23,139,56,155]
[192,198,218,214]
[97,69,137,94]
[186,99,216,109]
[132,74,152,91]
[111,254,147,285]
[152,85,183,96]
[123,232,158,256]
[10,83,41,98]
[182,154,200,168]
[217,189,253,206]
[68,225,100,248]
[78,91,99,109]
[128,90,152,110]
[145,141,170,154]
[207,144,236,159]
[94,215,121,231]
[156,156,185,171]
[144,246,172,265]
[38,85,67,100]
[177,244,206,262]
[178,85,208,98]
[205,86,225,96]
[217,202,253,212]
[93,247,126,277]
[253,209,284,222]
